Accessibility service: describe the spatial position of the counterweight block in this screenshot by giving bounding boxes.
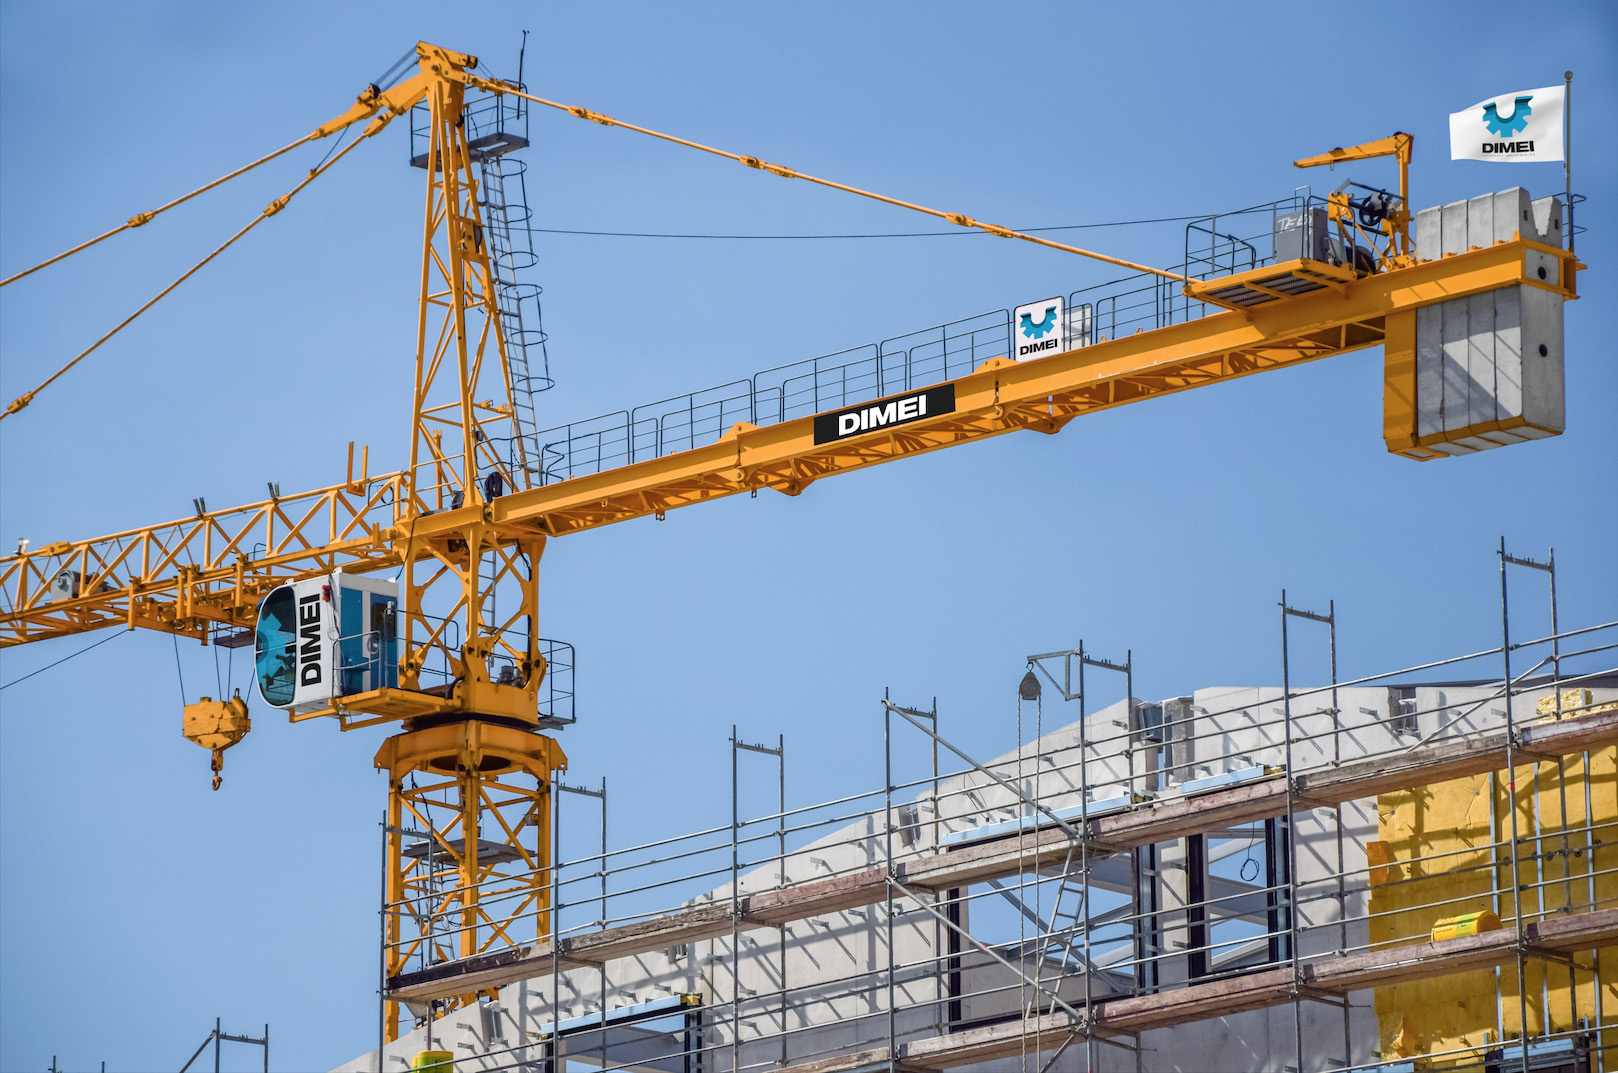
[1384,187,1573,459]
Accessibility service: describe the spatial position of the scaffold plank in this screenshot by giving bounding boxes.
[775,1049,925,1073]
[746,867,890,923]
[775,908,1618,1073]
[904,1011,1077,1068]
[1097,967,1294,1032]
[389,904,739,1001]
[903,708,1618,891]
[386,708,1617,1003]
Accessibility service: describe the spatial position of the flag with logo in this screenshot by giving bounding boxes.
[1450,85,1565,162]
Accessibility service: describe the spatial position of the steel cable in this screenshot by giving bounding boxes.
[517,214,1214,241]
[470,77,1193,285]
[1,132,371,421]
[0,628,124,691]
[0,128,327,289]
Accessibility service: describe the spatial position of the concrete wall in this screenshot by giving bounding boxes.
[338,678,1614,1072]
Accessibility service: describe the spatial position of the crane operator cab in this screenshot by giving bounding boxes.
[254,571,398,714]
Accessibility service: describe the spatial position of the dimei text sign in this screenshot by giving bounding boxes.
[1014,296,1065,360]
[813,384,956,445]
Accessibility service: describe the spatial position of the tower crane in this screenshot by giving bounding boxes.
[0,42,1580,1041]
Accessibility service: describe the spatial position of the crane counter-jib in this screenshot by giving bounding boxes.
[0,230,1574,650]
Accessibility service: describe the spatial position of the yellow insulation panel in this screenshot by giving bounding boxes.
[1370,746,1618,1066]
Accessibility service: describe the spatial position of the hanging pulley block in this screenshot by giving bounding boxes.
[182,691,251,791]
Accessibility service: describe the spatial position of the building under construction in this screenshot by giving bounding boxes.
[341,552,1617,1073]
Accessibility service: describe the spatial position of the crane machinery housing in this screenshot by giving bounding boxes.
[0,41,1583,1047]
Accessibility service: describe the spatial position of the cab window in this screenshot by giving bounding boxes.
[255,589,297,706]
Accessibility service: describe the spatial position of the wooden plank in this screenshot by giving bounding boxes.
[901,1011,1074,1069]
[906,708,1618,890]
[568,902,737,963]
[1091,780,1289,850]
[773,1048,924,1073]
[389,903,737,1002]
[1099,968,1294,1032]
[781,908,1618,1073]
[1301,709,1617,802]
[747,868,889,923]
[901,827,1072,890]
[388,709,1617,1003]
[390,940,578,1002]
[1304,929,1515,992]
[1523,708,1618,755]
[1531,906,1618,952]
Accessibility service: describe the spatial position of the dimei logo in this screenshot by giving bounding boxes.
[1020,306,1058,339]
[1482,94,1533,137]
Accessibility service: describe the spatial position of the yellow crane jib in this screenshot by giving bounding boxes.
[182,692,250,791]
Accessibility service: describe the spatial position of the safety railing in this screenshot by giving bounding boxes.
[514,188,1444,487]
[376,601,1618,1071]
[514,283,1193,486]
[409,82,529,169]
[334,627,397,695]
[385,619,1617,960]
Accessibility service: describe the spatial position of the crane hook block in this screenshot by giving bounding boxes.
[182,692,251,791]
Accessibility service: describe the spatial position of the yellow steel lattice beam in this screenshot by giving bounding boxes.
[0,235,1570,655]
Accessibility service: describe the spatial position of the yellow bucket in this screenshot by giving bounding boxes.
[413,1052,453,1072]
[1431,910,1502,942]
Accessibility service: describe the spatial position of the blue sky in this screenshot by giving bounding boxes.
[1,2,1614,1069]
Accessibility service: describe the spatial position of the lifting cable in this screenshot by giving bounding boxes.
[0,128,329,290]
[0,628,124,691]
[1,132,370,422]
[470,76,1193,286]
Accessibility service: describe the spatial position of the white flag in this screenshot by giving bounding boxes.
[1450,85,1565,162]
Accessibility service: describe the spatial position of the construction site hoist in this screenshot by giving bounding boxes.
[0,42,1581,1040]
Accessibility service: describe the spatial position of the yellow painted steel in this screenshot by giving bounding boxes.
[412,1051,453,1072]
[0,58,442,420]
[1370,745,1618,1063]
[378,722,565,1026]
[1294,132,1415,268]
[181,693,250,791]
[0,234,1575,653]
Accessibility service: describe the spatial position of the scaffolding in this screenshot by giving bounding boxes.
[355,542,1618,1073]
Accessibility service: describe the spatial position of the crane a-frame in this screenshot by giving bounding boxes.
[0,43,1580,1040]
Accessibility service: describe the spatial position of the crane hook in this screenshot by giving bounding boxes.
[182,690,251,792]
